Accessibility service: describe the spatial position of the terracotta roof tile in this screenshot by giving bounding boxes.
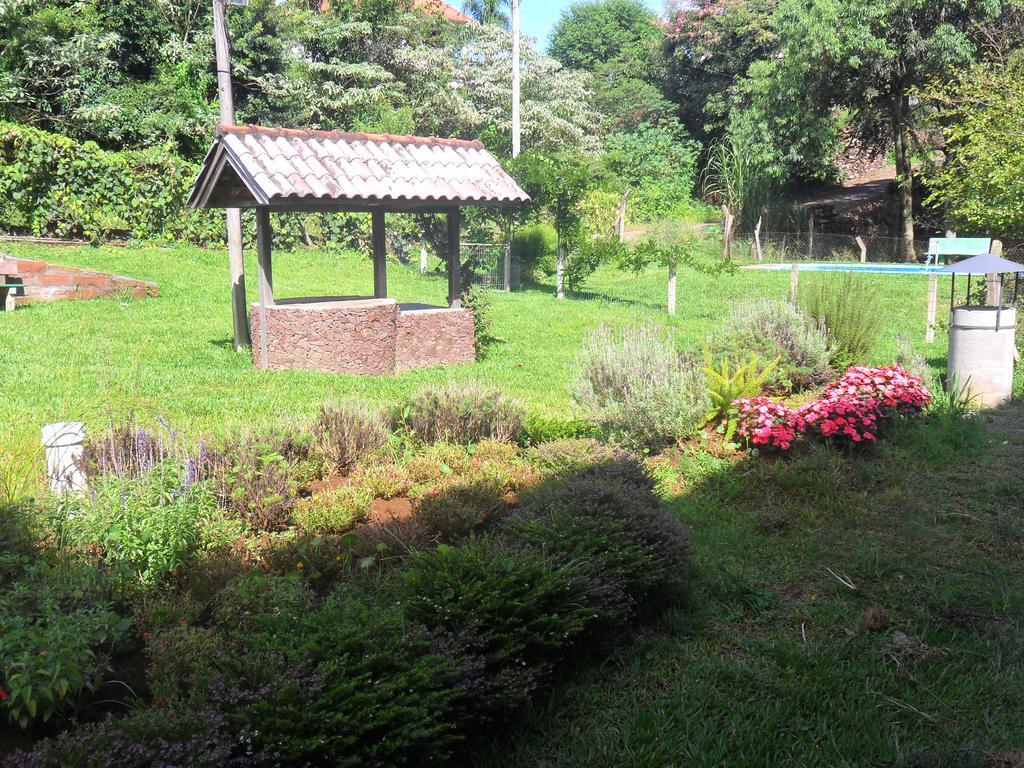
[189,124,529,210]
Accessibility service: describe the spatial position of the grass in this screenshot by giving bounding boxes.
[0,241,949,437]
[470,411,1024,766]
[2,239,1023,765]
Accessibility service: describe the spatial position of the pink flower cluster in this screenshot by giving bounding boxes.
[733,366,930,452]
[797,396,878,443]
[822,366,931,416]
[734,397,805,450]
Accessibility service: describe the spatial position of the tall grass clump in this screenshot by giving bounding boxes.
[574,323,710,447]
[0,431,43,504]
[400,383,524,444]
[801,274,884,367]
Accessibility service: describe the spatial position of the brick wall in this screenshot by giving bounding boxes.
[396,307,476,372]
[249,298,475,375]
[0,254,158,305]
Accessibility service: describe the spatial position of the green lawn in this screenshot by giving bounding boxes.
[471,414,1024,767]
[2,241,1023,766]
[0,241,948,438]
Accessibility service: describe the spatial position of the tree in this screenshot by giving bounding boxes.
[462,0,511,28]
[925,46,1024,238]
[665,0,778,145]
[549,0,660,70]
[767,0,1006,259]
[550,0,670,132]
[421,25,601,155]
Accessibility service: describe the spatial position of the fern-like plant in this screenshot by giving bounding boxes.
[703,354,781,443]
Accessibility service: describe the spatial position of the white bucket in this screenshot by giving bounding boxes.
[947,306,1017,408]
[41,421,88,494]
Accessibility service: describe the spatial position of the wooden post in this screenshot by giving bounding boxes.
[807,210,815,260]
[255,207,274,369]
[753,215,763,262]
[721,205,734,260]
[372,209,387,299]
[926,274,938,343]
[447,208,461,307]
[856,236,867,263]
[503,242,511,292]
[789,262,799,304]
[616,191,629,243]
[987,239,1003,306]
[213,0,251,352]
[419,236,428,275]
[667,262,677,316]
[556,243,566,300]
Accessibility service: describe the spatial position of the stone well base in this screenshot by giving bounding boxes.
[250,297,475,375]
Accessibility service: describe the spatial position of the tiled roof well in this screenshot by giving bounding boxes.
[188,124,530,211]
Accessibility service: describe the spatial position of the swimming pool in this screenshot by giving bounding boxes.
[743,263,946,275]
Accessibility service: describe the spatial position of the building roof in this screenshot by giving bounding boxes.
[188,124,529,213]
[413,0,476,24]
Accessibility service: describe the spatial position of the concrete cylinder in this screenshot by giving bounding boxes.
[947,306,1017,408]
[41,422,88,494]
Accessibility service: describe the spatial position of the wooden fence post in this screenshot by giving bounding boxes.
[789,262,799,304]
[556,243,566,300]
[807,210,815,260]
[616,191,629,243]
[856,236,867,263]
[926,274,938,343]
[754,215,764,262]
[987,239,1003,305]
[721,205,734,260]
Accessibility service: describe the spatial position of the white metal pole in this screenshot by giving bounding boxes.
[213,0,251,351]
[511,0,521,158]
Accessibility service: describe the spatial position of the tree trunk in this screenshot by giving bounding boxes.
[667,262,677,316]
[556,243,565,300]
[892,88,916,262]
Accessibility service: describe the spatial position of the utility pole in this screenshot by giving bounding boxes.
[511,0,521,157]
[213,0,251,351]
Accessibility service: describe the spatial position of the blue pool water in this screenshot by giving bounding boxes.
[745,263,946,275]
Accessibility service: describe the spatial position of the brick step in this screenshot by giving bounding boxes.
[0,255,157,305]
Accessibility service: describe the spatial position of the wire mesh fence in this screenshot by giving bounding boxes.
[730,232,930,263]
[463,242,510,291]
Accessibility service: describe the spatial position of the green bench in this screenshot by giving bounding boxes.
[925,237,991,266]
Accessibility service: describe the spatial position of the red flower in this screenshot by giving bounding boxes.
[0,689,8,702]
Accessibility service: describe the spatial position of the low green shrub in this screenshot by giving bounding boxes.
[714,298,833,377]
[350,461,412,499]
[520,413,597,445]
[703,354,780,440]
[460,284,494,356]
[398,536,620,722]
[214,589,460,767]
[0,560,129,729]
[414,479,507,541]
[801,274,884,367]
[201,432,307,533]
[504,470,690,611]
[313,403,389,475]
[400,383,524,445]
[512,222,558,279]
[292,486,373,534]
[404,443,472,487]
[66,464,232,588]
[528,438,631,477]
[8,706,261,767]
[145,622,224,705]
[574,323,710,447]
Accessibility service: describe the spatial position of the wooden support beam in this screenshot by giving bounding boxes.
[372,209,387,299]
[255,207,274,368]
[447,208,461,307]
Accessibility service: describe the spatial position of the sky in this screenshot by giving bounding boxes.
[517,0,665,49]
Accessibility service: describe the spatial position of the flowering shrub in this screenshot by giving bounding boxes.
[823,366,931,416]
[733,366,931,452]
[797,396,879,444]
[733,397,805,451]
